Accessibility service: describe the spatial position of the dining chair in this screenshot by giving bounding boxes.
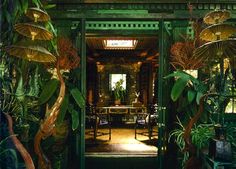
[94,106,111,140]
[134,104,158,140]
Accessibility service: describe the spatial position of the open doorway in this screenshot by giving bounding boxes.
[85,30,159,156]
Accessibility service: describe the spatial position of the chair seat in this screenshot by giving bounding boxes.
[137,119,146,124]
[99,120,109,125]
[134,104,158,140]
[86,104,111,140]
[94,107,111,140]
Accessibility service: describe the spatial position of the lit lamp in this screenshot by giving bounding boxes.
[5,45,56,63]
[14,23,53,41]
[26,7,50,23]
[103,39,138,50]
[204,10,230,25]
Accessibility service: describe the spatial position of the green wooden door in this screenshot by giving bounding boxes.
[157,20,172,169]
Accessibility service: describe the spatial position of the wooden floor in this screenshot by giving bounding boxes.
[85,126,158,157]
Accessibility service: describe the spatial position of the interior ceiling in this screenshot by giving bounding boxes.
[86,36,159,65]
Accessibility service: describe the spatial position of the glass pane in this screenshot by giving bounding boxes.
[109,74,126,90]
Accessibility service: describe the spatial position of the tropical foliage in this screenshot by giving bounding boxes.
[38,37,84,131]
[169,117,214,168]
[0,136,18,169]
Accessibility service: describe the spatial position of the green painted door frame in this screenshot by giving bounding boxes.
[75,18,172,169]
[158,20,173,169]
[75,18,86,169]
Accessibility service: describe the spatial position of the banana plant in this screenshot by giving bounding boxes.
[38,74,85,131]
[165,70,208,120]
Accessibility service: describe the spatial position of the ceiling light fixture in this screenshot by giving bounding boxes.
[103,40,138,50]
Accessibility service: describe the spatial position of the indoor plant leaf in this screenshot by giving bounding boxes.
[171,78,188,101]
[70,88,85,108]
[187,90,196,103]
[15,73,25,102]
[38,79,59,105]
[68,106,79,131]
[44,4,56,9]
[56,94,69,124]
[164,70,190,80]
[21,0,29,13]
[196,92,203,105]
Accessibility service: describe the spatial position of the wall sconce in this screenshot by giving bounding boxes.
[96,62,105,72]
[133,62,142,72]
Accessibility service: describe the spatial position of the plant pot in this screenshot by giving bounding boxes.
[114,99,121,105]
[209,124,232,162]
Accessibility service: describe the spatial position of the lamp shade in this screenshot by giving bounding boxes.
[26,7,50,22]
[200,24,236,42]
[193,39,236,61]
[5,45,56,63]
[14,23,53,41]
[204,10,230,25]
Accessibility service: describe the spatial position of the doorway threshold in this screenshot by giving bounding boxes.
[85,152,157,158]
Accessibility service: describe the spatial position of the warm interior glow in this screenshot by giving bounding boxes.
[120,144,156,151]
[103,40,137,49]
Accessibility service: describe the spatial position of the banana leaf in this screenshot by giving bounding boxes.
[44,4,56,9]
[187,90,196,103]
[196,92,203,105]
[57,94,69,125]
[68,106,79,131]
[38,79,59,105]
[171,77,189,101]
[164,70,190,79]
[70,88,85,108]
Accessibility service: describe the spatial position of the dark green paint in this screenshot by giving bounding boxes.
[158,19,164,169]
[78,18,86,169]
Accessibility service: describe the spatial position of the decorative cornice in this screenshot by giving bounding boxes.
[49,3,236,20]
[52,3,236,11]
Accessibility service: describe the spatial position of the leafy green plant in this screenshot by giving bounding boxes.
[166,69,233,168]
[113,79,125,101]
[0,61,40,123]
[169,117,214,168]
[38,71,84,131]
[165,70,207,103]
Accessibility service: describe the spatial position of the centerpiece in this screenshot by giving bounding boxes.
[113,79,125,105]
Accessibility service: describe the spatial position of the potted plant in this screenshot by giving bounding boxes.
[166,68,234,168]
[113,79,125,105]
[165,70,211,169]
